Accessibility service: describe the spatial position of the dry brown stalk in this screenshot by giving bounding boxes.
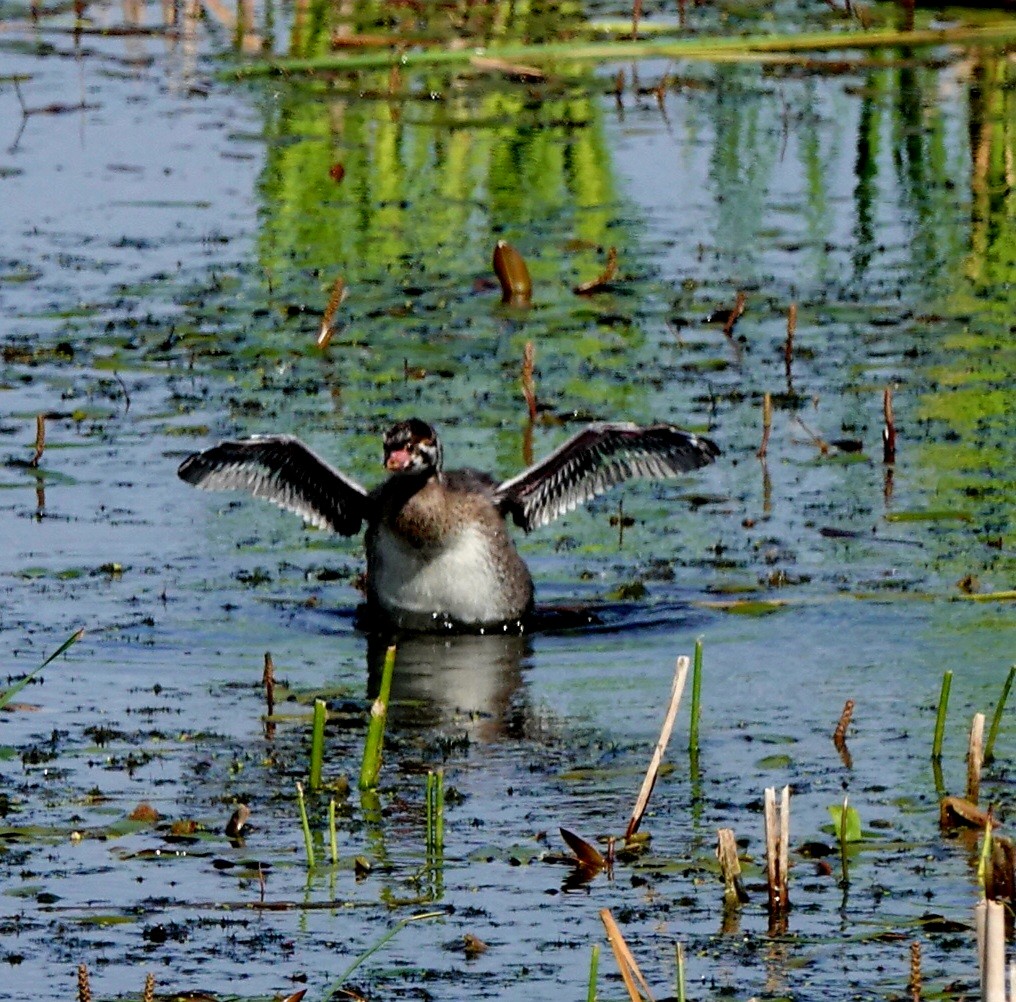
[77,964,91,1002]
[722,290,747,339]
[793,415,830,456]
[521,341,537,421]
[833,699,854,749]
[30,413,45,468]
[716,827,748,906]
[625,655,690,840]
[142,973,155,1002]
[225,803,251,838]
[263,652,275,716]
[318,275,346,348]
[784,303,796,375]
[908,940,921,1002]
[600,908,656,1002]
[756,392,772,459]
[470,56,544,81]
[967,712,985,805]
[574,246,618,295]
[882,384,896,464]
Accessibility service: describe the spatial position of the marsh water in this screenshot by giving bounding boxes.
[2,1,1015,999]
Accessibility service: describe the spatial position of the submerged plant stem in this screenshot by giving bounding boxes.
[295,781,315,869]
[224,23,1016,78]
[323,911,445,998]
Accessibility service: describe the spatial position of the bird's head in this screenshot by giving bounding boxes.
[382,418,442,477]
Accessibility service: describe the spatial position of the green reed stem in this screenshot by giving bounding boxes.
[838,795,850,888]
[323,910,445,998]
[328,797,338,866]
[688,637,703,754]
[676,942,686,1002]
[932,670,952,761]
[0,627,85,710]
[309,698,327,791]
[977,817,994,893]
[984,665,1015,765]
[586,943,599,1002]
[426,768,445,855]
[359,645,396,791]
[295,781,315,869]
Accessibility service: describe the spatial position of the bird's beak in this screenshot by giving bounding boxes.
[385,448,413,472]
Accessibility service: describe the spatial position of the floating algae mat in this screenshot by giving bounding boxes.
[1,0,1014,998]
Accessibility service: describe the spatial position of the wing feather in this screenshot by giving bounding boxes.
[177,435,368,536]
[495,422,719,531]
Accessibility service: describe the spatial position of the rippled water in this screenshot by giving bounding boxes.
[2,2,1015,999]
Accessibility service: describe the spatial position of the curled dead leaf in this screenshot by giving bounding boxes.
[492,241,531,306]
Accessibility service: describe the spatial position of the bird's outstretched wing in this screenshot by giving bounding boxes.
[495,423,719,531]
[177,435,368,536]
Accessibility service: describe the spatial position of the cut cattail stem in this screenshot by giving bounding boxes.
[764,785,790,914]
[967,712,985,805]
[976,898,1006,1002]
[722,290,746,340]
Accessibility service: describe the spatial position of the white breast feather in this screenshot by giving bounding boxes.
[371,525,517,624]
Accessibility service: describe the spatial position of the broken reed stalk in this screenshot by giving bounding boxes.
[784,303,796,385]
[587,943,600,1002]
[716,827,747,906]
[882,385,896,464]
[764,785,790,914]
[358,645,397,791]
[984,665,1015,765]
[599,908,656,1002]
[976,898,1006,1002]
[262,652,275,716]
[625,654,690,841]
[931,670,952,761]
[295,780,316,868]
[756,392,772,459]
[328,797,338,865]
[908,940,921,1002]
[309,698,327,791]
[426,768,445,856]
[675,942,686,1002]
[318,275,346,348]
[688,638,703,754]
[30,413,46,467]
[967,712,985,805]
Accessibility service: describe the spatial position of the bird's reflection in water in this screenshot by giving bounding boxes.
[365,630,532,742]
